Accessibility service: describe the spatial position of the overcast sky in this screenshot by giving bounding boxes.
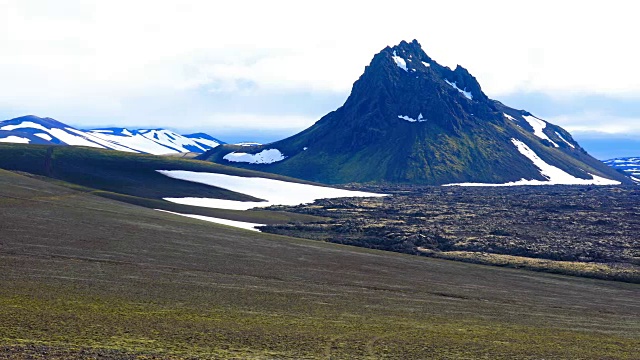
[1,0,639,157]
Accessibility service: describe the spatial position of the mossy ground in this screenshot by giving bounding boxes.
[2,285,637,359]
[0,143,327,225]
[0,169,638,358]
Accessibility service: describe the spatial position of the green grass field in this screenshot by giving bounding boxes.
[1,169,638,359]
[0,143,320,199]
[0,143,327,225]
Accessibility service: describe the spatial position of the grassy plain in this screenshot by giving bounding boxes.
[0,143,325,225]
[0,169,639,359]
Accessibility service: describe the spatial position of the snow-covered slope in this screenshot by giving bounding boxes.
[0,116,223,155]
[445,139,621,186]
[183,133,224,149]
[86,128,220,154]
[603,157,640,183]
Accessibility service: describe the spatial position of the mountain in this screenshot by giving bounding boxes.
[0,115,222,155]
[603,157,640,183]
[201,40,631,185]
[86,128,223,154]
[183,132,226,150]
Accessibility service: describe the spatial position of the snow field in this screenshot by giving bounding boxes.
[158,170,386,211]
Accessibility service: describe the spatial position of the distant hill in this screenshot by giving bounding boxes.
[603,157,640,183]
[201,40,631,186]
[183,132,226,150]
[0,115,223,155]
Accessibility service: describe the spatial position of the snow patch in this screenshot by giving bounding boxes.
[165,198,269,211]
[444,138,620,186]
[421,61,431,67]
[0,121,49,132]
[0,136,30,144]
[444,79,473,100]
[392,51,408,72]
[138,130,208,153]
[47,128,105,148]
[189,137,221,148]
[157,171,386,211]
[398,114,427,123]
[156,209,263,232]
[34,133,52,141]
[522,115,559,147]
[303,147,308,151]
[223,149,286,164]
[503,113,516,121]
[235,142,261,147]
[555,132,575,149]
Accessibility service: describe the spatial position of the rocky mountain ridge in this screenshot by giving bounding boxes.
[201,40,631,185]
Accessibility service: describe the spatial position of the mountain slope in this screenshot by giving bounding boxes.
[0,129,55,145]
[0,142,332,227]
[201,40,631,185]
[184,132,225,149]
[604,156,640,182]
[0,115,222,155]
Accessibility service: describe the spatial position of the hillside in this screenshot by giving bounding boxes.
[0,143,330,225]
[201,40,631,186]
[0,169,638,358]
[604,156,640,182]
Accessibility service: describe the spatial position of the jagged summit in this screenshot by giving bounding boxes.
[383,39,487,102]
[200,40,631,185]
[341,39,491,135]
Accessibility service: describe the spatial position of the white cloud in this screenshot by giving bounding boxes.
[550,112,640,135]
[1,0,640,135]
[199,113,317,132]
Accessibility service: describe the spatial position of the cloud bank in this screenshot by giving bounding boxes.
[1,0,639,139]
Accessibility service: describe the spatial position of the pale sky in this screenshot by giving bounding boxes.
[1,0,640,156]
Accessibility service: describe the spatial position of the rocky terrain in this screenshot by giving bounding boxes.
[262,185,639,282]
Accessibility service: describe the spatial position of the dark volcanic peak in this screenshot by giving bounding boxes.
[341,39,494,136]
[381,40,487,103]
[203,40,631,185]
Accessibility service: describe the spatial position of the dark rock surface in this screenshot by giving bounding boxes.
[202,40,630,185]
[261,185,640,282]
